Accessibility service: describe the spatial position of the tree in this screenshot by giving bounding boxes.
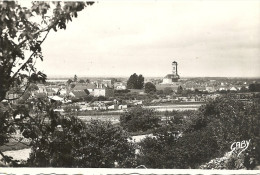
[199,97,260,169]
[127,73,144,89]
[70,84,76,89]
[138,97,260,169]
[163,87,173,95]
[84,89,90,95]
[177,86,183,94]
[67,79,73,85]
[127,73,138,89]
[0,1,94,166]
[137,127,219,169]
[144,82,156,94]
[249,83,260,92]
[79,79,85,83]
[74,74,78,82]
[27,116,137,167]
[137,74,144,89]
[0,1,94,102]
[240,86,248,92]
[120,106,160,132]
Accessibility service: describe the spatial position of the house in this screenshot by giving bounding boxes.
[108,105,115,110]
[49,95,64,103]
[114,82,127,90]
[5,89,20,104]
[218,86,229,91]
[86,83,97,93]
[206,86,215,92]
[46,88,56,96]
[59,89,67,96]
[118,104,127,109]
[73,84,88,91]
[156,84,180,92]
[114,82,124,87]
[196,87,207,91]
[70,90,88,98]
[229,87,238,91]
[94,88,114,98]
[116,85,126,90]
[103,80,112,88]
[37,84,47,94]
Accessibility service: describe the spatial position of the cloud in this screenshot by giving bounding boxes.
[39,0,260,77]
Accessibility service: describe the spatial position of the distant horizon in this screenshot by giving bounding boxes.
[46,74,260,79]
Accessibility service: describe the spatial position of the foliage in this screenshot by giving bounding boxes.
[120,106,160,132]
[1,97,136,167]
[176,86,183,94]
[0,1,94,166]
[27,117,137,167]
[74,75,77,82]
[126,73,144,89]
[137,137,175,168]
[63,104,80,113]
[163,87,173,95]
[200,97,260,169]
[239,86,248,92]
[137,108,219,169]
[137,97,260,169]
[83,89,90,95]
[249,83,260,92]
[79,79,85,83]
[70,83,76,89]
[94,96,107,102]
[144,82,156,94]
[67,79,73,85]
[137,74,144,89]
[0,1,93,101]
[84,95,94,102]
[115,89,130,94]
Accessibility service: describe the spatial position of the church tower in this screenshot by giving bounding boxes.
[172,61,180,82]
[172,61,178,76]
[161,61,180,84]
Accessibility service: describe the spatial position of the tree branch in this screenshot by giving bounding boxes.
[0,151,8,165]
[17,17,60,48]
[4,82,31,101]
[11,29,50,81]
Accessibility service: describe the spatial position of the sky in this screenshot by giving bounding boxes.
[34,0,260,78]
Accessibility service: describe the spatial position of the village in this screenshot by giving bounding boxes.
[4,62,259,117]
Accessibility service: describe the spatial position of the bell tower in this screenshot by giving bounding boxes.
[172,61,180,82]
[172,61,178,75]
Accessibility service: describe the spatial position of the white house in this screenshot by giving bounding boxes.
[116,85,126,90]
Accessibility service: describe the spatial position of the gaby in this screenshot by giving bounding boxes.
[230,139,251,156]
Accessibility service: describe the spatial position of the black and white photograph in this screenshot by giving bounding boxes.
[0,0,260,174]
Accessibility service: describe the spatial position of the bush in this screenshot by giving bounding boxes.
[27,118,137,168]
[137,127,219,168]
[144,82,156,94]
[137,97,260,169]
[120,106,160,132]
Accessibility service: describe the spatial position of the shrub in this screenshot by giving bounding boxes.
[120,107,160,132]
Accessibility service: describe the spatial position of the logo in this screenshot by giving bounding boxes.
[230,139,250,156]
